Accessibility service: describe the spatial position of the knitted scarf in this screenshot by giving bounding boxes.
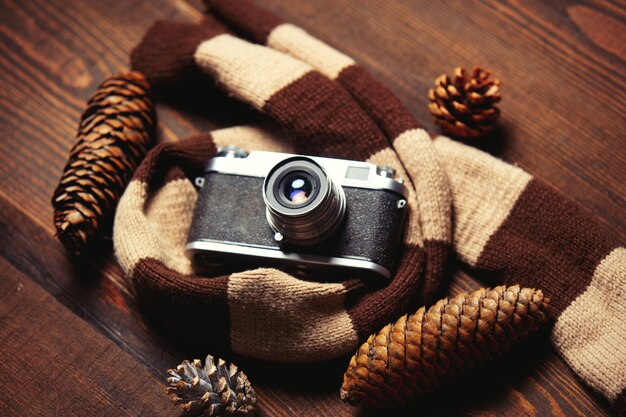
[113,0,625,410]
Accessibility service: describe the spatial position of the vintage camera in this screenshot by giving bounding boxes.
[186,146,408,280]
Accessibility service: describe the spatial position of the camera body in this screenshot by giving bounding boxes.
[186,147,408,280]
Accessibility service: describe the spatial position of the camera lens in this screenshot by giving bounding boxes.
[263,157,346,245]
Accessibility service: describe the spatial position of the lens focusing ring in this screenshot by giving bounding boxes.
[263,157,346,245]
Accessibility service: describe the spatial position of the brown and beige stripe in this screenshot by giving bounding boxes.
[194,31,390,159]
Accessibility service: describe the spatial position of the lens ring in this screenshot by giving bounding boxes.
[264,158,329,217]
[263,157,346,245]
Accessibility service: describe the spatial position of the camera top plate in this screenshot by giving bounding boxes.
[204,148,409,199]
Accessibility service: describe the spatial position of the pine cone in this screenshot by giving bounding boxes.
[166,355,256,416]
[340,285,549,408]
[52,72,155,254]
[428,66,501,139]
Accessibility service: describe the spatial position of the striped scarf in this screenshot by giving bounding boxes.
[113,0,625,410]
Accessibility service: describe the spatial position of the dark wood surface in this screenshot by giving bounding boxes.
[1,0,624,415]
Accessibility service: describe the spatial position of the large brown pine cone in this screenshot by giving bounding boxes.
[340,285,549,408]
[428,66,501,139]
[51,72,155,254]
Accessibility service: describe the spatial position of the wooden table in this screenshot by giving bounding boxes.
[1,0,624,415]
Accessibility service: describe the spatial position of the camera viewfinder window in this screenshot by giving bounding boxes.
[345,166,370,181]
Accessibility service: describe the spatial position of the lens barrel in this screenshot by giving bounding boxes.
[263,157,346,245]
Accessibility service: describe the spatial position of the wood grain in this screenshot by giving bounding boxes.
[0,257,177,416]
[1,0,624,415]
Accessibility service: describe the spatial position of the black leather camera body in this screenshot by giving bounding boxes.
[186,146,408,280]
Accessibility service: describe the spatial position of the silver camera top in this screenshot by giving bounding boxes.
[206,146,409,198]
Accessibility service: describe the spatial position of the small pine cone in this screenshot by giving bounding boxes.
[428,66,501,139]
[166,355,256,417]
[51,72,155,254]
[340,285,549,408]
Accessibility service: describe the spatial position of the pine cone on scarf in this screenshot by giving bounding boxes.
[428,66,501,139]
[340,285,549,408]
[52,72,155,255]
[166,355,256,416]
